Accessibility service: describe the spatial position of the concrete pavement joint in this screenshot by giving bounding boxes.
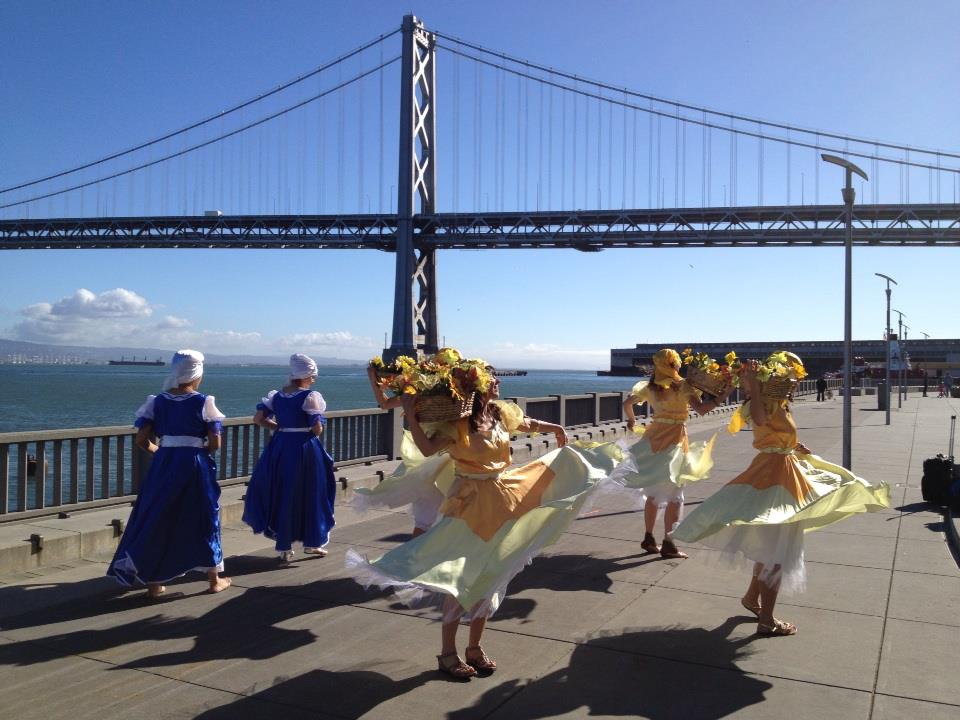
[867,399,921,720]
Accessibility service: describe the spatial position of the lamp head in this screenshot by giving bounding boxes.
[874,272,897,286]
[821,153,869,181]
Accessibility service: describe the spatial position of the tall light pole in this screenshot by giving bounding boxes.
[874,273,896,426]
[902,324,909,397]
[892,309,906,408]
[822,154,868,470]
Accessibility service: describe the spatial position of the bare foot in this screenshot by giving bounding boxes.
[303,547,328,557]
[208,576,232,593]
[147,584,166,598]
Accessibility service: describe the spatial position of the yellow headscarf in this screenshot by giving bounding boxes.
[652,348,684,388]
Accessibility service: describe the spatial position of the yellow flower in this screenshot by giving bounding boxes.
[433,347,462,366]
[724,351,737,365]
[681,347,693,357]
[683,355,695,365]
[710,362,720,372]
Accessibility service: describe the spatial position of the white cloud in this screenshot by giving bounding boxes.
[486,341,609,370]
[49,288,151,318]
[8,288,261,353]
[278,331,376,349]
[6,288,374,359]
[156,315,191,329]
[12,288,154,344]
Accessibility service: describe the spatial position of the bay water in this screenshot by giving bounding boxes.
[0,364,639,434]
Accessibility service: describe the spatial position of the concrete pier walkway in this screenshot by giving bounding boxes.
[1,393,958,719]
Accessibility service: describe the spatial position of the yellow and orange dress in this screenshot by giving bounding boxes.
[346,402,610,620]
[673,399,890,592]
[604,380,717,510]
[350,429,455,532]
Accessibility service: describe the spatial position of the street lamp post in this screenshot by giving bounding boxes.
[902,325,909,397]
[892,309,906,408]
[822,154,868,470]
[874,273,897,426]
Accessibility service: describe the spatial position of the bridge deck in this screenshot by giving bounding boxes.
[3,204,960,249]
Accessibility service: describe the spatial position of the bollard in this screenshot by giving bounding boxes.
[110,518,125,536]
[30,533,44,552]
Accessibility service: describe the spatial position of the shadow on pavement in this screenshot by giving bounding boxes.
[448,617,770,720]
[193,667,441,719]
[0,574,385,668]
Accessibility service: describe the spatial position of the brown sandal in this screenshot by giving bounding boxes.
[659,538,688,559]
[757,619,798,637]
[465,645,497,674]
[640,533,660,554]
[437,651,477,680]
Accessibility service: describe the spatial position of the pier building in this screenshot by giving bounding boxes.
[604,338,960,377]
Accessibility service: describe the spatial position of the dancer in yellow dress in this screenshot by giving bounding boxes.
[616,348,727,558]
[347,374,610,680]
[673,355,890,636]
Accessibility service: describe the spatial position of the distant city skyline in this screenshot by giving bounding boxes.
[2,1,958,369]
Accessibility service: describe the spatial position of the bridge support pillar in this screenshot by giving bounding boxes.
[385,14,438,362]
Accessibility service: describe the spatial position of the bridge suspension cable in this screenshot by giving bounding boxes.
[433,29,960,164]
[0,56,400,211]
[435,40,960,177]
[0,27,400,196]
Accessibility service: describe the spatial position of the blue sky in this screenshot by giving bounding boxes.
[1,1,958,368]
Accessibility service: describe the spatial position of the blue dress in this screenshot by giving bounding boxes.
[107,392,225,586]
[242,389,336,551]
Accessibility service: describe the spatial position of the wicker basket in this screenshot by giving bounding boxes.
[415,392,475,422]
[763,376,797,400]
[685,366,733,398]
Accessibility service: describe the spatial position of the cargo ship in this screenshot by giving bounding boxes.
[108,356,165,366]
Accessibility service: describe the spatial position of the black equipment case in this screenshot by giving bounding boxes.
[921,415,957,507]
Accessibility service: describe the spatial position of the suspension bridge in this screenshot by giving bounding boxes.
[2,14,959,360]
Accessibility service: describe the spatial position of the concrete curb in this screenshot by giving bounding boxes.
[945,506,960,569]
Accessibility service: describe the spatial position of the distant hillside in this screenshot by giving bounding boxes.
[0,338,361,366]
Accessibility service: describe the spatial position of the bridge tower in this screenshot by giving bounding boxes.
[384,14,438,361]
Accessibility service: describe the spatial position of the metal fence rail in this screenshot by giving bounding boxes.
[0,385,838,522]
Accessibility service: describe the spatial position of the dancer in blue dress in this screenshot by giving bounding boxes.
[243,353,336,563]
[107,349,232,597]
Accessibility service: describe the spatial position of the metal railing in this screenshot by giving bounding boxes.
[0,407,401,522]
[0,392,628,521]
[0,383,843,522]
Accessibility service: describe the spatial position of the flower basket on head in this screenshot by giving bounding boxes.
[415,392,475,422]
[762,376,797,400]
[686,365,734,398]
[681,348,738,398]
[368,348,493,420]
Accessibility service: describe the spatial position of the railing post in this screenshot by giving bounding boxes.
[508,396,528,415]
[383,408,405,460]
[553,395,567,427]
[590,393,601,425]
[0,444,8,515]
